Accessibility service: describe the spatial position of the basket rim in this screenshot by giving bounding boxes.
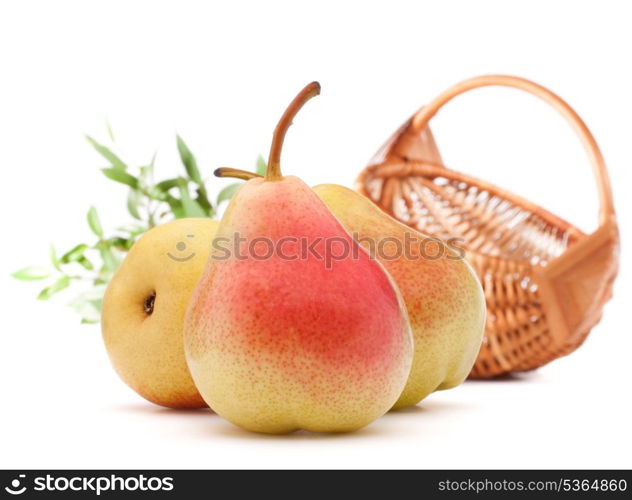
[357,158,588,241]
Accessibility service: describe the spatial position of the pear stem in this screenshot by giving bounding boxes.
[214,167,262,181]
[266,81,321,181]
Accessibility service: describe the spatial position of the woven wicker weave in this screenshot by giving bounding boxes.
[356,75,619,378]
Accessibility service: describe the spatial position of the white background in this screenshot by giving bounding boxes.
[1,0,630,469]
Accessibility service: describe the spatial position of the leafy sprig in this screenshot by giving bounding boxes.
[12,128,256,324]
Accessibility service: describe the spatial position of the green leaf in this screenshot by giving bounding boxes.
[116,224,146,237]
[176,135,203,185]
[50,245,62,272]
[144,188,166,202]
[140,152,157,182]
[127,189,142,220]
[101,168,139,189]
[87,206,103,237]
[140,151,157,181]
[86,136,126,170]
[12,266,50,281]
[165,196,185,218]
[60,244,89,264]
[175,138,212,215]
[155,177,183,193]
[99,245,121,274]
[107,236,133,250]
[78,256,94,271]
[140,166,151,182]
[105,119,115,142]
[177,185,206,218]
[38,275,71,300]
[216,182,241,205]
[195,186,214,216]
[256,155,267,175]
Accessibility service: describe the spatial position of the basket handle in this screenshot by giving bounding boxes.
[410,75,616,226]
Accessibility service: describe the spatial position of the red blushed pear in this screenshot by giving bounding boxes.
[184,82,413,434]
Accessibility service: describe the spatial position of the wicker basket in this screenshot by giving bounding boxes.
[356,75,619,378]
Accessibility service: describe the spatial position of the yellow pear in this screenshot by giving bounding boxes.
[102,218,218,408]
[313,184,486,409]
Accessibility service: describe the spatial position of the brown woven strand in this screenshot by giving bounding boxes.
[356,75,619,378]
